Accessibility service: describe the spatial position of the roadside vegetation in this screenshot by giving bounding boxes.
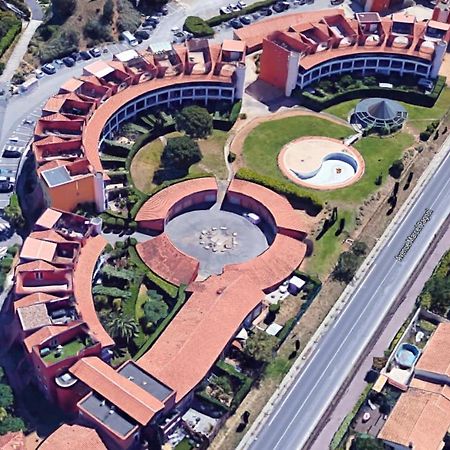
[0,11,22,75]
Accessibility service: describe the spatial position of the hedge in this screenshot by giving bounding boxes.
[133,286,187,359]
[298,76,446,111]
[206,0,277,27]
[102,139,132,157]
[183,16,214,37]
[195,391,230,413]
[92,285,131,298]
[0,22,21,59]
[230,100,242,123]
[235,168,323,213]
[128,246,179,298]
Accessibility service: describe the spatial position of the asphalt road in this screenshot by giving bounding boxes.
[245,147,450,450]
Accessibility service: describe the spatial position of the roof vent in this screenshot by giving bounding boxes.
[128,376,134,381]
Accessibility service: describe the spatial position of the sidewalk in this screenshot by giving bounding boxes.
[312,223,450,449]
[0,20,42,85]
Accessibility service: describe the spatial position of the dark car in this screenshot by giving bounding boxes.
[230,18,243,29]
[62,56,75,67]
[135,30,150,40]
[161,5,169,14]
[144,18,158,27]
[71,51,81,61]
[79,51,92,60]
[260,6,273,15]
[2,150,21,158]
[239,15,252,24]
[89,47,101,57]
[273,2,288,12]
[41,63,56,74]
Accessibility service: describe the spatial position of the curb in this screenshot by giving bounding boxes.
[237,132,450,450]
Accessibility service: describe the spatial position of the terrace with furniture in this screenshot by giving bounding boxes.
[35,113,84,139]
[59,78,112,105]
[32,137,84,165]
[114,49,158,83]
[150,42,184,78]
[185,39,213,75]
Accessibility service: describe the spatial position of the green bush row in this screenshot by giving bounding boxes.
[195,390,230,413]
[235,168,323,213]
[419,120,440,142]
[206,0,277,27]
[92,285,131,299]
[298,76,446,111]
[0,22,21,59]
[103,139,132,158]
[183,16,214,37]
[229,100,242,123]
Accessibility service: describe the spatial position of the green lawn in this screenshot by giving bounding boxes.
[324,87,450,133]
[130,130,228,194]
[306,209,355,277]
[242,115,414,205]
[174,438,193,450]
[42,339,86,364]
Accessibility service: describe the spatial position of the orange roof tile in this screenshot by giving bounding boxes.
[38,424,106,450]
[13,292,60,311]
[73,235,114,348]
[23,323,77,353]
[379,382,450,450]
[30,229,72,244]
[16,260,58,273]
[20,237,57,263]
[35,208,63,230]
[415,323,450,377]
[0,432,25,450]
[222,39,246,53]
[70,357,164,425]
[138,272,264,401]
[59,78,84,93]
[136,178,217,223]
[136,234,199,286]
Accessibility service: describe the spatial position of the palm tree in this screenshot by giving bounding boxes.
[107,317,139,344]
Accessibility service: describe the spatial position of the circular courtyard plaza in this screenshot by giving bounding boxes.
[278,136,365,190]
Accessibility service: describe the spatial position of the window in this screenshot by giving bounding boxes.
[36,272,43,280]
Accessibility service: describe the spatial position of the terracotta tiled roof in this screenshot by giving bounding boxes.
[38,424,106,450]
[82,75,235,172]
[30,229,72,244]
[136,234,199,286]
[23,323,77,353]
[73,235,114,348]
[35,208,62,229]
[16,260,58,273]
[59,78,84,93]
[222,39,246,53]
[228,179,305,234]
[379,381,450,450]
[0,431,25,450]
[415,323,450,377]
[225,233,306,291]
[135,178,217,223]
[138,272,264,401]
[13,292,60,311]
[70,357,164,425]
[20,237,57,263]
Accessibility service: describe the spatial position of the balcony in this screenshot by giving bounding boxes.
[40,335,93,365]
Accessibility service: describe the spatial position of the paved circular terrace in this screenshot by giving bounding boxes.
[278,136,365,190]
[165,209,269,278]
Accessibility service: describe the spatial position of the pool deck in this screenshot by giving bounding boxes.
[278,136,365,191]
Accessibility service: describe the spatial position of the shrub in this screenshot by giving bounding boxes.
[161,136,202,170]
[102,0,114,24]
[333,251,360,283]
[269,303,280,314]
[52,0,77,22]
[352,241,368,257]
[4,194,25,229]
[244,330,278,363]
[102,140,131,158]
[84,19,112,42]
[176,105,212,138]
[389,159,404,179]
[183,16,214,37]
[116,0,142,33]
[38,29,80,63]
[112,298,122,311]
[420,131,431,141]
[0,16,21,60]
[230,100,242,123]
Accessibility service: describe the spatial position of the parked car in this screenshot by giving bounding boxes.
[252,12,260,19]
[41,63,56,75]
[2,149,21,158]
[161,5,169,14]
[35,69,45,78]
[238,0,247,6]
[172,31,186,43]
[171,26,181,33]
[229,3,241,11]
[330,0,343,4]
[220,6,232,14]
[23,118,34,125]
[240,15,252,24]
[135,30,150,40]
[89,47,101,57]
[184,31,193,40]
[54,59,64,66]
[103,47,109,53]
[260,7,273,15]
[230,18,243,28]
[79,51,92,60]
[272,2,286,12]
[418,78,434,91]
[62,56,75,67]
[70,51,81,61]
[9,136,19,142]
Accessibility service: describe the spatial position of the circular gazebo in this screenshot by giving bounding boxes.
[351,98,408,133]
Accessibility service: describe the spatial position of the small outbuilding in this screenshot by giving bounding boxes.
[351,98,408,134]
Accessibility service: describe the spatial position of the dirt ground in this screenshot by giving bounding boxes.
[211,108,450,450]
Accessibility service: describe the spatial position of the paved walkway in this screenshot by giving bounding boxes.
[0,19,42,85]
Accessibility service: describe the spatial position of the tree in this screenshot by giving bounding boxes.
[4,194,24,229]
[107,317,139,343]
[0,384,13,409]
[352,241,368,257]
[351,434,384,450]
[176,105,213,138]
[0,416,25,434]
[143,290,168,329]
[102,0,114,24]
[161,136,202,170]
[333,251,359,283]
[389,159,404,179]
[52,0,77,22]
[244,331,278,363]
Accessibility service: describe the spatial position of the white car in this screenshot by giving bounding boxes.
[35,69,44,79]
[238,0,247,7]
[220,6,232,13]
[229,3,241,11]
[9,136,19,142]
[171,26,181,33]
